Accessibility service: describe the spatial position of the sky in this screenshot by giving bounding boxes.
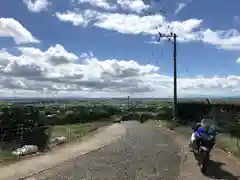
[0,0,240,98]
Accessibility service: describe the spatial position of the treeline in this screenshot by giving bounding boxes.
[47,106,122,125]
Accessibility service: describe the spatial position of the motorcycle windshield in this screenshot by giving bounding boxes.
[201,133,213,140]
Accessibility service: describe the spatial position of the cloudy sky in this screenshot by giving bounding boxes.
[0,0,240,98]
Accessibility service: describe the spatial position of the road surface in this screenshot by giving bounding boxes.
[30,121,181,180]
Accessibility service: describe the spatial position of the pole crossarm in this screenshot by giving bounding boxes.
[157,32,177,44]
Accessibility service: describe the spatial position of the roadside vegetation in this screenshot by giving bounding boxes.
[151,101,240,158]
[0,103,116,164]
[0,122,111,164]
[153,119,240,158]
[1,98,240,164]
[0,98,159,164]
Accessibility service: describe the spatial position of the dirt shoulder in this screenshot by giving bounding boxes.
[0,123,127,180]
[148,121,240,180]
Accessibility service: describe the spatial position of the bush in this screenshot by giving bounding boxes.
[156,107,172,120]
[0,106,52,151]
[138,113,155,123]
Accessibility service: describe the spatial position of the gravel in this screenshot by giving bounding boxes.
[29,121,181,180]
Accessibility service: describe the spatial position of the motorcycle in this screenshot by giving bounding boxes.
[192,132,215,173]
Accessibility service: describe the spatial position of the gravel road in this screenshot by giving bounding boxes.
[30,121,181,180]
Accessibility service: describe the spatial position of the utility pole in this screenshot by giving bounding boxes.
[173,33,177,121]
[158,32,178,120]
[127,96,130,112]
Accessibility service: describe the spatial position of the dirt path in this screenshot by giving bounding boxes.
[154,123,240,180]
[0,123,127,180]
[22,121,182,180]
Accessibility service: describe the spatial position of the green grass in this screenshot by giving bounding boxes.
[145,100,170,106]
[51,123,91,141]
[152,119,240,158]
[216,133,240,157]
[51,121,112,141]
[0,101,12,106]
[0,150,16,164]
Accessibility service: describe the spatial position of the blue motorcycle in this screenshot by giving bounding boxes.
[192,127,217,173]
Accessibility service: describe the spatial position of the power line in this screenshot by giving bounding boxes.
[147,6,179,120]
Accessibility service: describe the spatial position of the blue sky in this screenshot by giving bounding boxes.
[0,0,240,98]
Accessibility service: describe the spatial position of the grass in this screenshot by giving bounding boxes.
[151,119,240,159]
[216,133,240,158]
[51,123,91,141]
[145,100,170,106]
[0,121,111,165]
[0,150,16,164]
[51,121,111,141]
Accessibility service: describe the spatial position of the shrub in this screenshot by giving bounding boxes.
[0,106,52,151]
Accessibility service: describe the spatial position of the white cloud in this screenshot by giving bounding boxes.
[236,57,240,64]
[174,3,186,15]
[234,16,240,24]
[200,29,240,50]
[0,45,240,97]
[74,0,148,13]
[55,10,98,26]
[92,12,240,48]
[94,13,202,42]
[56,9,240,51]
[56,10,202,42]
[77,0,117,10]
[55,11,85,26]
[23,0,51,13]
[117,0,149,13]
[0,18,40,44]
[18,44,79,65]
